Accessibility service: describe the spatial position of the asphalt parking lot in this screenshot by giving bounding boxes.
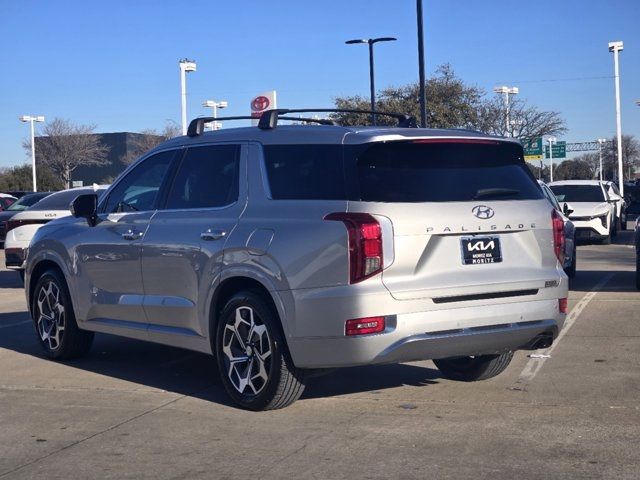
[0,229,638,480]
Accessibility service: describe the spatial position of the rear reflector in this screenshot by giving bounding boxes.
[559,298,568,314]
[345,316,385,336]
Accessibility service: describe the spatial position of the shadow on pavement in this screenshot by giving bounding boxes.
[0,311,441,408]
[569,270,636,293]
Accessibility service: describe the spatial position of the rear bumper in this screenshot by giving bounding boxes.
[285,279,567,368]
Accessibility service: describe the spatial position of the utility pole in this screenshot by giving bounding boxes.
[416,0,427,127]
[19,115,45,192]
[493,86,519,136]
[548,137,556,183]
[597,138,607,181]
[608,41,624,195]
[179,59,197,135]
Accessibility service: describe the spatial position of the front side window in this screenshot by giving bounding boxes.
[103,150,175,213]
[165,145,240,210]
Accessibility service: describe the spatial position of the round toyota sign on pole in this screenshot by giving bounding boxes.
[251,90,277,125]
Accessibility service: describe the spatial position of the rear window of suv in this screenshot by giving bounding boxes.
[549,184,605,203]
[353,140,543,202]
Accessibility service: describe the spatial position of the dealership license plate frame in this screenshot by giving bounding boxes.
[460,236,503,265]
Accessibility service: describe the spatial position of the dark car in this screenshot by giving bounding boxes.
[0,192,53,245]
[636,217,640,290]
[0,196,17,211]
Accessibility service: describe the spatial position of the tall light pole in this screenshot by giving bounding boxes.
[608,41,624,196]
[179,59,197,135]
[202,100,228,130]
[493,86,519,136]
[19,115,45,192]
[548,136,557,183]
[345,37,397,125]
[597,138,607,181]
[416,0,426,128]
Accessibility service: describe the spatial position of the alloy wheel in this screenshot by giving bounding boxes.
[221,306,272,395]
[36,281,65,351]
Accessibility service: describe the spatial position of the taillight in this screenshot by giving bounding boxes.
[558,298,568,314]
[345,316,385,336]
[325,212,383,284]
[5,219,48,234]
[551,210,565,266]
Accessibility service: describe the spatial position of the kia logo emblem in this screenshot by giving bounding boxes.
[251,96,270,111]
[472,205,495,219]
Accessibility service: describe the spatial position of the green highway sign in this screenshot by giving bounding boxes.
[522,137,543,161]
[545,141,566,159]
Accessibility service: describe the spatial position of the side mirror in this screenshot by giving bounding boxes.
[70,194,98,227]
[563,203,574,216]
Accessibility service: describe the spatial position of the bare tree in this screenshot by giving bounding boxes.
[475,97,567,139]
[24,118,109,189]
[122,122,181,164]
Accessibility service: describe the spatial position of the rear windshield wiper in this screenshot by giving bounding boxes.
[472,188,520,200]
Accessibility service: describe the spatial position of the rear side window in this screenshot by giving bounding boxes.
[165,145,240,209]
[263,145,345,200]
[353,141,543,202]
[549,185,605,203]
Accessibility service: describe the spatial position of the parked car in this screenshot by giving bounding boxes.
[6,190,31,199]
[539,181,576,277]
[0,194,17,211]
[549,180,616,244]
[0,192,53,246]
[25,109,568,410]
[5,186,106,279]
[602,180,627,230]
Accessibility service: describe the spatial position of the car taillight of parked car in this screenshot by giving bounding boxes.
[552,210,565,266]
[4,219,47,234]
[325,212,383,284]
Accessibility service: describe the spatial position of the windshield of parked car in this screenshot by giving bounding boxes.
[7,193,51,211]
[353,140,543,202]
[549,184,605,203]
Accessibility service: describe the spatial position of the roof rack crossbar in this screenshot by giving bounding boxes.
[187,116,255,137]
[257,109,417,130]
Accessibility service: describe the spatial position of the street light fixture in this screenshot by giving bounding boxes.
[202,100,228,130]
[179,59,197,135]
[597,138,607,181]
[547,136,557,183]
[493,86,519,136]
[345,37,397,125]
[608,41,624,195]
[19,115,45,192]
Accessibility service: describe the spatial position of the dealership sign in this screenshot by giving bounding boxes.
[251,90,277,126]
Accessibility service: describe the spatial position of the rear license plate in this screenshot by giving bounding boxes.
[461,236,502,265]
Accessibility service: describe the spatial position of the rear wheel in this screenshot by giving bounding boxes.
[434,352,514,381]
[620,211,627,231]
[564,244,577,278]
[215,291,307,410]
[31,269,94,359]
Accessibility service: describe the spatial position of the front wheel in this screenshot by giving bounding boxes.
[31,269,94,359]
[434,351,514,381]
[215,291,307,410]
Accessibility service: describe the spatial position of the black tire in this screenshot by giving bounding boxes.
[31,269,94,360]
[434,351,514,382]
[636,257,640,291]
[215,291,307,410]
[564,244,577,278]
[18,270,25,284]
[601,234,611,245]
[620,212,627,231]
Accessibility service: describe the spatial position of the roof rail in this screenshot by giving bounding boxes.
[258,109,417,130]
[187,116,255,137]
[186,108,417,137]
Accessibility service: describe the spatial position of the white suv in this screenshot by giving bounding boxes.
[25,109,568,410]
[549,180,616,244]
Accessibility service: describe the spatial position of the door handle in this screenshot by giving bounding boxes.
[121,229,143,241]
[201,229,226,241]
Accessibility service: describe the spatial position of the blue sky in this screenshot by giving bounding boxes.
[1,0,638,167]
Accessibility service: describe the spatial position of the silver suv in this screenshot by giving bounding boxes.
[25,109,568,410]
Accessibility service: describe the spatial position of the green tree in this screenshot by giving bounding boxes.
[553,159,594,181]
[332,64,566,139]
[0,164,63,192]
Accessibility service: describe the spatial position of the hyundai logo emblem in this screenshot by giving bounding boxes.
[472,205,495,219]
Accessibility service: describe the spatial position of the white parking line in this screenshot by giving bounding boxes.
[516,273,614,384]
